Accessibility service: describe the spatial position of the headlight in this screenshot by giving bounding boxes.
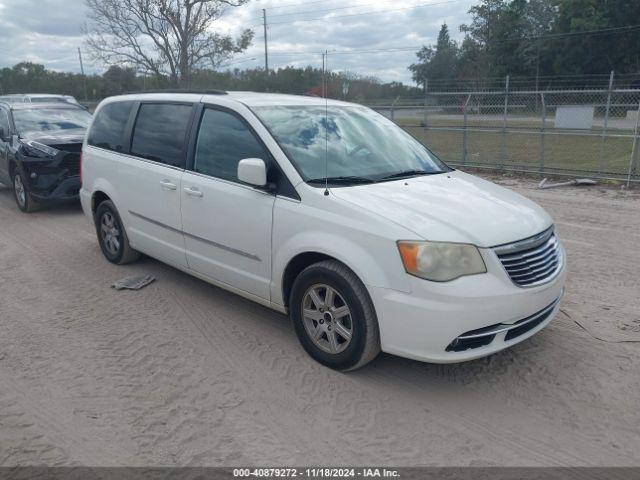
[397,240,487,282]
[23,140,59,157]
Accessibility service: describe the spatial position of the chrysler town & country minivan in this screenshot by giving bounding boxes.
[80,92,566,370]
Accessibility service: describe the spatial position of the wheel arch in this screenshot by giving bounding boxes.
[281,252,337,308]
[91,190,111,215]
[87,177,120,219]
[274,226,411,309]
[8,158,21,178]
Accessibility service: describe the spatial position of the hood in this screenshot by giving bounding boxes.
[20,128,85,146]
[330,170,552,247]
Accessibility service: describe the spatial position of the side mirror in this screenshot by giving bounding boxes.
[0,127,6,141]
[238,158,267,187]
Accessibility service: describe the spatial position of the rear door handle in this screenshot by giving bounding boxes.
[160,180,177,191]
[184,187,203,198]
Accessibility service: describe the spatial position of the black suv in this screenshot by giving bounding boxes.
[0,101,91,212]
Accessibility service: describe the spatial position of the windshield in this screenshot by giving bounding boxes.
[253,105,449,184]
[13,108,91,134]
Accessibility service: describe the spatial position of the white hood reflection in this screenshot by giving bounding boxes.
[331,170,552,247]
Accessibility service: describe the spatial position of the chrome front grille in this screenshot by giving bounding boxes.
[494,227,562,287]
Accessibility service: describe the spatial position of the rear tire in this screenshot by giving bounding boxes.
[12,169,40,213]
[95,200,141,265]
[289,260,380,371]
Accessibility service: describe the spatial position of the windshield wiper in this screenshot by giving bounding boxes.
[377,169,442,181]
[307,176,375,185]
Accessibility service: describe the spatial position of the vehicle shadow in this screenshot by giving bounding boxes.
[0,183,83,216]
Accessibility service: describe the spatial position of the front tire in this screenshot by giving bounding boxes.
[290,260,380,371]
[95,200,141,265]
[12,169,40,213]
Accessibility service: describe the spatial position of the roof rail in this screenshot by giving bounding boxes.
[123,89,227,95]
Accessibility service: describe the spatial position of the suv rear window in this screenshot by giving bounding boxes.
[88,101,134,152]
[130,103,192,168]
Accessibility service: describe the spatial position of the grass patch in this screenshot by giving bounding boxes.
[402,124,635,176]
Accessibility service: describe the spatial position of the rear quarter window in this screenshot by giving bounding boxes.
[88,101,135,152]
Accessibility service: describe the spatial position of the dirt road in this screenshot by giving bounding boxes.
[0,178,639,467]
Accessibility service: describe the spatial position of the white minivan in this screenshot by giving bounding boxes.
[80,92,566,370]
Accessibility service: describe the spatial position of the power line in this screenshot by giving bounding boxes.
[261,0,462,19]
[252,1,466,80]
[525,23,640,39]
[247,0,463,23]
[254,0,465,27]
[223,24,640,73]
[259,0,340,10]
[238,23,640,60]
[218,56,260,68]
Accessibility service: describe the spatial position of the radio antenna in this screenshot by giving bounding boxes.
[323,50,329,196]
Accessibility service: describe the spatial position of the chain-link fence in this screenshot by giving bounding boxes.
[370,87,640,186]
[78,80,640,185]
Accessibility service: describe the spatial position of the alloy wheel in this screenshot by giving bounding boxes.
[100,211,121,256]
[301,284,353,354]
[14,174,26,208]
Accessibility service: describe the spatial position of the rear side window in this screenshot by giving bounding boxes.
[130,103,192,168]
[0,108,10,137]
[88,101,134,152]
[194,108,270,182]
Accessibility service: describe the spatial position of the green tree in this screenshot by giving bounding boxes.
[549,0,640,75]
[459,0,533,78]
[454,0,558,86]
[409,23,459,89]
[102,66,138,97]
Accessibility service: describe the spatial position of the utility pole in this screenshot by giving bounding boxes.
[77,47,88,102]
[535,38,541,93]
[262,9,269,73]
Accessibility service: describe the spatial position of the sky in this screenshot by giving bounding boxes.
[0,0,476,85]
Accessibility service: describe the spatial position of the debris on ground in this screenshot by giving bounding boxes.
[111,275,156,291]
[538,178,597,189]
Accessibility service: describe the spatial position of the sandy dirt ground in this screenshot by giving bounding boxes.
[0,176,639,467]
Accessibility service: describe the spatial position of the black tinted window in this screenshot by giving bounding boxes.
[0,109,9,138]
[194,109,269,182]
[131,103,192,168]
[88,101,134,152]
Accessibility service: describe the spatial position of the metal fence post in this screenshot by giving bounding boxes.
[423,79,429,133]
[539,92,546,175]
[627,99,640,188]
[462,94,471,165]
[598,71,614,174]
[501,75,510,168]
[390,95,399,122]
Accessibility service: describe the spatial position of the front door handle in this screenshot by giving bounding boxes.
[160,180,177,191]
[184,187,203,198]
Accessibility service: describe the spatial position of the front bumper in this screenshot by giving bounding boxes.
[369,244,566,363]
[20,151,81,202]
[29,175,81,202]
